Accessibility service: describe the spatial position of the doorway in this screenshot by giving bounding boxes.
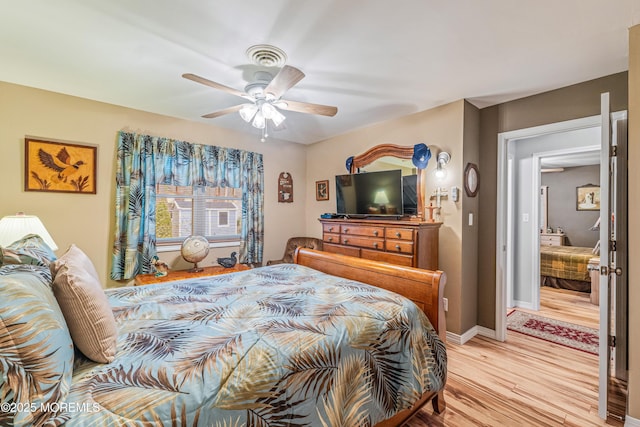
[496,110,628,421]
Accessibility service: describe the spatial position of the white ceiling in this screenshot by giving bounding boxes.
[2,1,639,145]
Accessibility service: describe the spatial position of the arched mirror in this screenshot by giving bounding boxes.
[349,144,426,219]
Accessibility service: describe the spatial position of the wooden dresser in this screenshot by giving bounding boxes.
[540,232,566,246]
[319,218,440,270]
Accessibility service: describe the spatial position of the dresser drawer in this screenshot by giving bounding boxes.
[323,233,340,244]
[340,235,385,250]
[386,240,414,254]
[540,234,564,246]
[324,243,360,258]
[385,227,414,241]
[323,223,340,234]
[340,224,384,238]
[361,249,413,267]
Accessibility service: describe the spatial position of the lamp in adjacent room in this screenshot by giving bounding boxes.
[435,152,451,180]
[373,190,389,214]
[0,212,58,250]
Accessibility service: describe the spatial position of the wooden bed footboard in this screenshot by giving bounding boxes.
[293,248,447,424]
[294,248,447,340]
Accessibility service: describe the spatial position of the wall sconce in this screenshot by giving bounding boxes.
[0,212,58,250]
[435,152,451,180]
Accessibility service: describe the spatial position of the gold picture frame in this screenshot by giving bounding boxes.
[25,137,97,194]
[316,180,329,201]
[576,184,599,211]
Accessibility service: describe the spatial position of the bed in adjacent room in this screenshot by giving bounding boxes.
[540,245,596,292]
[0,242,447,427]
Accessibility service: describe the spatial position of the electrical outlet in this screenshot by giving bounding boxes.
[443,297,448,312]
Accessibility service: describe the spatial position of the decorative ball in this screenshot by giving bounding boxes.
[180,235,209,264]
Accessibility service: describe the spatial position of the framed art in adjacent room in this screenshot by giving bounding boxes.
[25,137,97,194]
[576,184,600,211]
[316,180,329,201]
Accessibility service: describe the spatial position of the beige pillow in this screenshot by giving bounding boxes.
[50,244,117,363]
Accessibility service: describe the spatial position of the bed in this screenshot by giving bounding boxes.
[0,240,447,427]
[540,245,596,292]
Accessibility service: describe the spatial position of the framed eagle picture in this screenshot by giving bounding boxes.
[24,137,97,194]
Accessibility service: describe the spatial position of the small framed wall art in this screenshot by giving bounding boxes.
[316,180,329,201]
[278,172,293,203]
[24,137,97,194]
[576,184,600,211]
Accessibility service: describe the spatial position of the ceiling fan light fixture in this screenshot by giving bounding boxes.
[261,102,277,120]
[239,104,258,123]
[270,108,286,127]
[252,110,266,129]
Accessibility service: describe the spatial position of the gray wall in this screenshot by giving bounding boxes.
[542,165,600,248]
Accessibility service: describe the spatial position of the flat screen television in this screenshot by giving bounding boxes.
[335,169,409,217]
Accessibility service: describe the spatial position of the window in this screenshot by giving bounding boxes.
[156,184,242,245]
[218,211,229,226]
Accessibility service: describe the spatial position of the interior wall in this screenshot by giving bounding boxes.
[477,71,628,330]
[461,101,480,333]
[305,100,470,335]
[542,165,600,247]
[0,81,308,287]
[626,23,639,423]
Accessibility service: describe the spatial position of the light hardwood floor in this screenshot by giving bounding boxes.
[406,287,623,427]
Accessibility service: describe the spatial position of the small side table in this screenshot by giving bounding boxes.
[134,264,251,286]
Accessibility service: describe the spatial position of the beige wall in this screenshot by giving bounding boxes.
[626,23,639,423]
[305,100,475,335]
[0,81,308,287]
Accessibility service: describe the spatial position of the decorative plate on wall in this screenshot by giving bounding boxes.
[464,163,479,197]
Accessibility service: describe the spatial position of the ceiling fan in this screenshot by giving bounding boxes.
[183,64,338,141]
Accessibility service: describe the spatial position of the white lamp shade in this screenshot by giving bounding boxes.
[0,214,58,251]
[239,104,258,122]
[373,190,390,204]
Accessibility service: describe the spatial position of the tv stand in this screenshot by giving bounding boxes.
[319,217,441,270]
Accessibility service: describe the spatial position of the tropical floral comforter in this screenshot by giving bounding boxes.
[65,264,447,426]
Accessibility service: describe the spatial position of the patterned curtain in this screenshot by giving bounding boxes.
[111,131,264,280]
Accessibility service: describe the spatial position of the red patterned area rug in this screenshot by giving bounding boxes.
[507,310,598,355]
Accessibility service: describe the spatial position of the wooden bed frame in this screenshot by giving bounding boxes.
[293,248,447,425]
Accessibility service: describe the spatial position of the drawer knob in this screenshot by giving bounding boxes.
[395,244,401,251]
[373,230,379,236]
[328,237,333,242]
[344,228,349,233]
[328,226,334,232]
[343,239,349,244]
[395,232,401,238]
[373,242,378,248]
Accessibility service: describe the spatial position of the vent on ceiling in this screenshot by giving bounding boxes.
[246,44,287,67]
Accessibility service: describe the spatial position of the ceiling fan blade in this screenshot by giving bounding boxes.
[279,99,338,117]
[264,65,305,99]
[201,104,244,119]
[182,73,248,99]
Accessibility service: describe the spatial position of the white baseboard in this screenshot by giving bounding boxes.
[625,415,640,427]
[446,325,496,345]
[513,300,536,310]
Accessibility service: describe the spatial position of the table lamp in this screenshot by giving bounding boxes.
[0,212,58,251]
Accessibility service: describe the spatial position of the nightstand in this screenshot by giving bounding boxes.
[540,232,566,246]
[134,264,251,286]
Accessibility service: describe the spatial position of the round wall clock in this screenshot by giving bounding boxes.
[464,163,479,197]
